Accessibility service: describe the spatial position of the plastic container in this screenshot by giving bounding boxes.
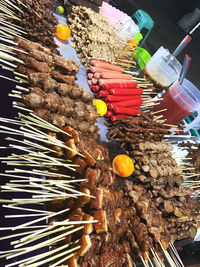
[134,47,151,70]
[145,46,182,88]
[184,113,200,137]
[153,78,200,125]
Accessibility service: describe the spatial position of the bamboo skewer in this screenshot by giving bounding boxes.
[7,226,84,260]
[7,242,73,267]
[12,208,69,231]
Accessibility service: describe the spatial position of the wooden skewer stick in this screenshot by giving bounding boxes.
[16,85,29,91]
[151,108,167,115]
[2,0,24,14]
[0,19,26,34]
[12,207,69,231]
[13,104,32,112]
[169,243,184,267]
[53,220,98,226]
[0,58,17,68]
[0,50,24,63]
[15,226,73,249]
[5,214,48,218]
[0,17,24,30]
[2,204,52,214]
[9,241,72,267]
[0,230,37,242]
[7,226,83,260]
[140,256,148,267]
[7,168,74,179]
[30,113,72,137]
[28,248,79,267]
[181,167,195,171]
[158,241,175,267]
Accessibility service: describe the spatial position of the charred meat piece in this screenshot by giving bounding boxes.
[43,77,59,92]
[22,93,44,109]
[15,37,51,55]
[53,55,79,73]
[45,92,62,111]
[52,113,68,128]
[17,64,35,75]
[51,70,76,84]
[33,108,52,122]
[57,83,73,96]
[28,72,50,86]
[20,55,50,73]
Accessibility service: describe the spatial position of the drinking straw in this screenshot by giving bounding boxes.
[173,22,200,58]
[179,55,191,84]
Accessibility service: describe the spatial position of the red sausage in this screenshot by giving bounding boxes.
[91,60,124,72]
[111,115,128,122]
[109,88,143,95]
[110,98,143,107]
[114,107,142,115]
[89,66,121,73]
[106,95,141,102]
[105,111,114,117]
[88,73,94,79]
[102,82,137,89]
[90,85,101,92]
[99,79,133,86]
[94,73,101,79]
[100,72,132,80]
[99,90,109,97]
[108,102,140,110]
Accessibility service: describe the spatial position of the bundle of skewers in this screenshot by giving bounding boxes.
[0,36,100,140]
[67,5,126,67]
[88,59,158,121]
[0,113,186,267]
[0,0,199,266]
[0,0,59,54]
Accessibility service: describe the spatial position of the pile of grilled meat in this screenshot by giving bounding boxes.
[9,0,59,53]
[65,0,103,14]
[14,37,100,140]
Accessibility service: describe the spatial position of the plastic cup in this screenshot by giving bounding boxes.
[153,78,200,125]
[145,46,182,88]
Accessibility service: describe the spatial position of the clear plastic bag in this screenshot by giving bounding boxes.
[114,17,140,41]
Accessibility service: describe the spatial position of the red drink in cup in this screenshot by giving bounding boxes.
[153,79,200,125]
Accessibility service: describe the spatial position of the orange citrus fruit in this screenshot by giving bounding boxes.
[56,24,71,41]
[112,154,134,177]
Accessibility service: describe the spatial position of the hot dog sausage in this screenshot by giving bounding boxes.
[99,90,109,97]
[109,88,143,95]
[91,60,124,72]
[105,95,141,102]
[92,78,98,85]
[99,79,133,86]
[89,66,121,74]
[102,82,137,89]
[94,73,101,79]
[90,85,101,92]
[100,72,132,80]
[88,73,94,79]
[105,111,114,117]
